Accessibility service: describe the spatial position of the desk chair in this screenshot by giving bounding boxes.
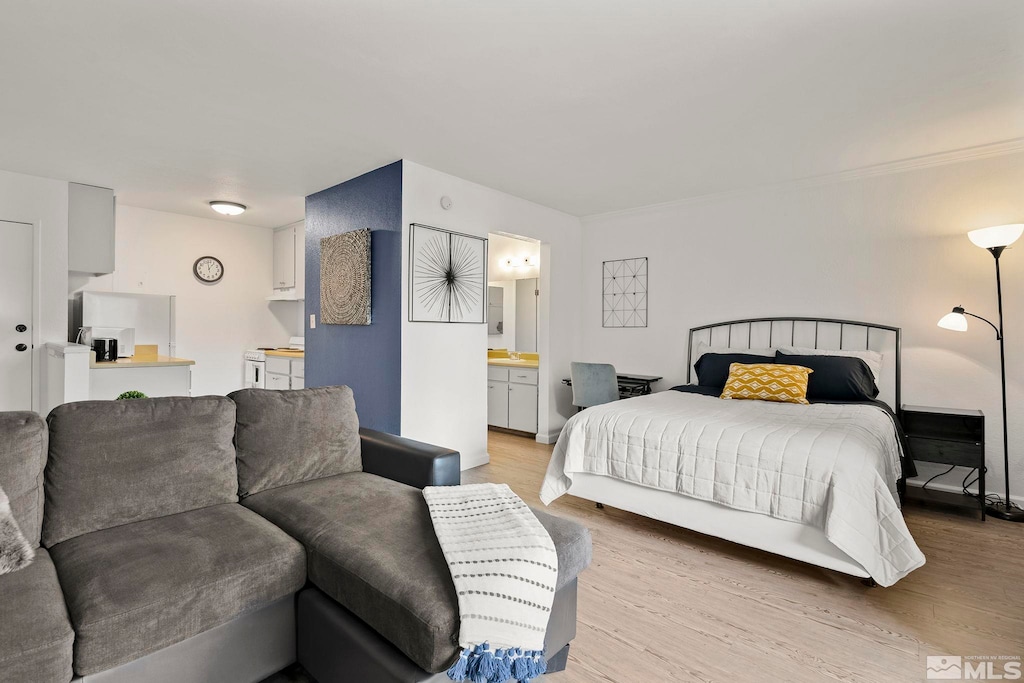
[570,362,619,412]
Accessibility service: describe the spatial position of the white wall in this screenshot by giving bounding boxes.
[402,161,583,469]
[72,205,293,396]
[580,151,1024,501]
[0,168,69,412]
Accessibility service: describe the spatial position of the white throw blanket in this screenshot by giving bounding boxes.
[541,392,925,586]
[424,483,557,683]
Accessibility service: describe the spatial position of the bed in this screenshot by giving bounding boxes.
[541,317,926,586]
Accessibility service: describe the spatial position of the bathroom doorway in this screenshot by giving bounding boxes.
[486,232,541,437]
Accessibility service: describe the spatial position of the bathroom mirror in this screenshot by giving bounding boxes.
[487,286,503,335]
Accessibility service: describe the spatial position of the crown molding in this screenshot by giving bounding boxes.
[583,137,1024,221]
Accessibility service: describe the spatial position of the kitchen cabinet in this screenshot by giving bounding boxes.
[273,227,295,289]
[266,372,291,390]
[68,182,115,274]
[266,355,304,390]
[270,221,305,300]
[486,366,538,434]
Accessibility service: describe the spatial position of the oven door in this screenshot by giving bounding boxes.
[244,359,266,388]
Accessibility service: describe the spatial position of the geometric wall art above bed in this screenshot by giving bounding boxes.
[603,257,648,328]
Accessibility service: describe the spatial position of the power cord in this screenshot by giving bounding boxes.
[921,464,956,491]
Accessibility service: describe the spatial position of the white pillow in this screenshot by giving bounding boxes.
[778,346,883,382]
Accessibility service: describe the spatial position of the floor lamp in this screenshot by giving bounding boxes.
[938,223,1023,522]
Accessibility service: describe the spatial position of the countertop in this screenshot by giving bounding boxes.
[487,358,539,369]
[265,349,304,358]
[91,355,195,370]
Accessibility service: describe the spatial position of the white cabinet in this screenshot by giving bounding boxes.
[486,366,538,434]
[68,183,115,274]
[273,227,295,290]
[266,355,305,390]
[270,221,305,300]
[266,372,290,390]
[487,381,510,428]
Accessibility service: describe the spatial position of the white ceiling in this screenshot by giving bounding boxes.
[1,1,1022,227]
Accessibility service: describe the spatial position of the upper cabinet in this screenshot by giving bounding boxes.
[68,183,115,274]
[273,227,294,289]
[269,220,305,300]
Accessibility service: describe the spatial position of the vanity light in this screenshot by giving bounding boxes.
[209,201,247,216]
[503,256,539,269]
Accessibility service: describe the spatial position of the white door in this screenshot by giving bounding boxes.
[0,221,34,411]
[507,383,538,433]
[266,372,291,390]
[487,381,509,428]
[515,278,538,353]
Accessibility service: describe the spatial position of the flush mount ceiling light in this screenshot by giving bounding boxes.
[209,201,247,216]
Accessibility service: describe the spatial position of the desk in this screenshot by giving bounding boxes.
[562,373,662,398]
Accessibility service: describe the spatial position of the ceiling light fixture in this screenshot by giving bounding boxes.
[209,201,247,216]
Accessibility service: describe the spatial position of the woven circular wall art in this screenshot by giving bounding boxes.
[320,228,372,325]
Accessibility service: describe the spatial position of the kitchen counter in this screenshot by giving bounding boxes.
[487,357,539,369]
[91,355,195,370]
[265,349,304,358]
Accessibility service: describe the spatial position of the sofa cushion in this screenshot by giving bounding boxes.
[0,411,47,547]
[0,548,74,683]
[43,396,239,547]
[49,503,305,676]
[229,386,361,498]
[242,472,591,673]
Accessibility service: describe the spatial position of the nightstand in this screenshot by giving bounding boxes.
[901,405,986,520]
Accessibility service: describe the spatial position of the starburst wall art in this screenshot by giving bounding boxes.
[409,223,487,323]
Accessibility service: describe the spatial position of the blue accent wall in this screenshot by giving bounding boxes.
[305,161,403,433]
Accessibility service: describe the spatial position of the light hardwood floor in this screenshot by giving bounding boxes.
[463,430,1024,683]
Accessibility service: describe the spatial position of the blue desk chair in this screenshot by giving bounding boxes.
[570,362,619,411]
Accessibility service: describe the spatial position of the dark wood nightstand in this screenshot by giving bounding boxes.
[901,405,986,520]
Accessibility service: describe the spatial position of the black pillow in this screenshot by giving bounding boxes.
[694,353,774,388]
[774,352,879,401]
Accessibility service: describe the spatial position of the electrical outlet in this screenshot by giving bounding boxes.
[309,314,316,329]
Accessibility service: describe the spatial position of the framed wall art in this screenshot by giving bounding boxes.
[602,257,648,328]
[409,223,487,323]
[320,228,372,325]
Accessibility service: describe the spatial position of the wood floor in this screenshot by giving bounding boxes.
[464,430,1024,683]
[267,430,1023,682]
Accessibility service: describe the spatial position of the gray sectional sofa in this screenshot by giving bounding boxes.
[0,386,591,683]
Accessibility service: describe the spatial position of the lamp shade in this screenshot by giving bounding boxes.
[968,224,1023,249]
[937,308,969,332]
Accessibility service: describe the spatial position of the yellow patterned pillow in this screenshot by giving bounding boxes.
[720,363,813,404]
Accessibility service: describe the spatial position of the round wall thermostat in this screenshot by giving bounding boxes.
[440,196,453,210]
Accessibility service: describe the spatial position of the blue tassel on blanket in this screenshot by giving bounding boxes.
[447,643,546,683]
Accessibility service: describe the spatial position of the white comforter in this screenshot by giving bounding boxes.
[541,391,925,586]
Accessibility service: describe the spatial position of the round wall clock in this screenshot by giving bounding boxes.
[193,256,224,283]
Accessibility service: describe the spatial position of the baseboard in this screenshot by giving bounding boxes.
[460,450,489,471]
[904,478,1024,506]
[535,429,561,445]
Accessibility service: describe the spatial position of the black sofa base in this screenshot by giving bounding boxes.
[297,580,578,682]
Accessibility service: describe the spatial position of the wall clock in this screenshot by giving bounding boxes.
[193,256,224,283]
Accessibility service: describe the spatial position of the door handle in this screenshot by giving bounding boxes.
[15,324,27,333]
[15,344,28,352]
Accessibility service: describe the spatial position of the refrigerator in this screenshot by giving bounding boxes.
[71,292,176,357]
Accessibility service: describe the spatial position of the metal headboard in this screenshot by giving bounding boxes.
[685,317,902,410]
